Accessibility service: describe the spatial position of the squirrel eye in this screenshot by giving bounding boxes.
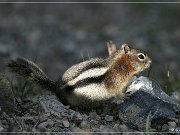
[138,53,145,61]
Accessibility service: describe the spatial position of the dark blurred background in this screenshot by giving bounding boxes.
[0,3,179,93]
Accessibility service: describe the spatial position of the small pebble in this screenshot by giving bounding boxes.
[89,112,101,120]
[46,119,54,127]
[113,124,119,130]
[39,115,48,123]
[168,121,177,128]
[105,115,113,122]
[65,105,70,109]
[119,124,128,132]
[63,120,70,128]
[80,121,90,130]
[161,124,169,132]
[37,122,48,130]
[73,113,83,121]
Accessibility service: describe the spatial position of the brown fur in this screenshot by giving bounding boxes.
[104,54,136,95]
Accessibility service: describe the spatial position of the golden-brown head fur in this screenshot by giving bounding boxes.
[104,44,152,95]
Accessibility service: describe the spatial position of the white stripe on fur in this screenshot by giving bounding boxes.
[67,67,108,86]
[74,83,111,100]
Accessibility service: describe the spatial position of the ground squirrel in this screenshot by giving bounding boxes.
[7,43,152,108]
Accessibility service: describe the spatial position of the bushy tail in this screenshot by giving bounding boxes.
[7,58,55,91]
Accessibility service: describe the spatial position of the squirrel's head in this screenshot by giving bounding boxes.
[120,44,152,74]
[110,44,152,76]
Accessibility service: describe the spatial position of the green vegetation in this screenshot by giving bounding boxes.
[144,112,152,133]
[162,70,180,100]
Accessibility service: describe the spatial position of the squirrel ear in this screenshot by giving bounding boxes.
[121,44,130,54]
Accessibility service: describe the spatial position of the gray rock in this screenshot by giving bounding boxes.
[89,112,101,120]
[105,115,113,122]
[161,124,169,132]
[80,121,91,130]
[46,119,54,128]
[63,120,70,128]
[168,121,177,128]
[71,112,83,122]
[38,114,48,123]
[113,124,119,130]
[119,76,180,130]
[37,122,48,130]
[118,124,128,132]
